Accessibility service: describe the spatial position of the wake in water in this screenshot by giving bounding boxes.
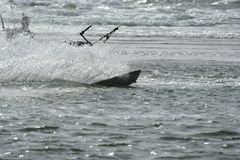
[0,35,129,85]
[0,0,132,86]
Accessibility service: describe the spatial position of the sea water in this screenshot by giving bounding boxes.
[0,0,240,159]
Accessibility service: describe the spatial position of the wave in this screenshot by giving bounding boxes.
[195,130,240,136]
[19,125,59,132]
[30,24,240,39]
[211,0,240,6]
[1,0,240,28]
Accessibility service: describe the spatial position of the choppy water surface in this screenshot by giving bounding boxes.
[1,36,240,160]
[0,0,240,38]
[1,0,240,160]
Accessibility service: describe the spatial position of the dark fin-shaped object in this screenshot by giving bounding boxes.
[92,70,141,87]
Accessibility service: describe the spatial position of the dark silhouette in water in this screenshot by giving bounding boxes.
[0,13,35,40]
[0,14,5,30]
[92,70,141,87]
[95,25,121,43]
[66,25,121,47]
[65,25,93,47]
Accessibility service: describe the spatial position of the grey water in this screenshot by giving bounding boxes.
[1,0,240,160]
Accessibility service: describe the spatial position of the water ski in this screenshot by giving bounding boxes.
[92,70,141,87]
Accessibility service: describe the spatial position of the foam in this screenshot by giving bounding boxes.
[0,35,129,84]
